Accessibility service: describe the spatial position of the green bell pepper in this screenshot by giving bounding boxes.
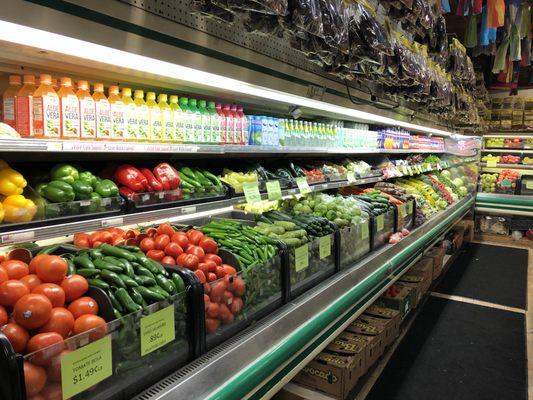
[50,164,79,185]
[42,180,75,203]
[87,191,102,213]
[72,180,94,200]
[78,171,97,187]
[94,179,119,198]
[35,183,47,197]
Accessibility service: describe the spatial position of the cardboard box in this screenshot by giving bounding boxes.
[377,284,414,319]
[363,305,401,345]
[425,247,445,280]
[407,258,433,294]
[397,276,425,308]
[343,321,385,369]
[456,219,474,243]
[449,226,465,253]
[293,349,361,399]
[358,312,399,348]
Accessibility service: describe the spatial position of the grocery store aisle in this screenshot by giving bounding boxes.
[364,243,529,400]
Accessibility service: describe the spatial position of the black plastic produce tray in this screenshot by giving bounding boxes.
[370,208,395,250]
[337,220,371,271]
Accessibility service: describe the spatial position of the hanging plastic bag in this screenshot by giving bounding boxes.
[286,0,324,37]
[191,0,235,23]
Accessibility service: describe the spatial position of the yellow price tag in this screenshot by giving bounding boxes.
[61,336,112,399]
[296,177,312,194]
[407,201,414,214]
[376,214,385,231]
[486,159,498,168]
[526,181,533,190]
[294,244,309,272]
[140,305,175,356]
[319,235,331,259]
[361,222,369,240]
[398,204,406,219]
[266,180,282,200]
[243,182,261,204]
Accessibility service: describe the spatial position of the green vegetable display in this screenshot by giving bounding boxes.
[42,180,75,202]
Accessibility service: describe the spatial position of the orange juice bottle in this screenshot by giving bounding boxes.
[58,77,80,139]
[16,75,37,137]
[33,74,60,139]
[76,80,96,140]
[2,75,21,129]
[108,85,125,140]
[93,83,111,140]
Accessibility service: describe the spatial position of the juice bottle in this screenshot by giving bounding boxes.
[197,100,210,144]
[158,94,174,142]
[215,103,226,144]
[16,75,37,137]
[121,88,137,141]
[170,95,184,143]
[93,83,112,140]
[146,92,162,142]
[2,75,21,129]
[222,104,234,144]
[76,80,96,140]
[109,85,125,140]
[179,97,193,143]
[58,77,80,139]
[188,99,202,144]
[134,90,149,141]
[207,101,220,144]
[33,74,60,139]
[236,106,248,145]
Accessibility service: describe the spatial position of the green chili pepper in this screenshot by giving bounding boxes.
[118,274,139,288]
[137,286,166,302]
[94,259,123,273]
[128,287,146,307]
[100,269,126,288]
[87,278,110,291]
[73,253,95,269]
[115,288,142,313]
[100,243,137,261]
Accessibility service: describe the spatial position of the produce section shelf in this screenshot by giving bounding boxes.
[132,195,474,400]
[480,163,533,170]
[481,149,533,153]
[475,192,533,216]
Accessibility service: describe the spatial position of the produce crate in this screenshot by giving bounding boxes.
[0,264,203,400]
[370,209,395,250]
[337,220,370,270]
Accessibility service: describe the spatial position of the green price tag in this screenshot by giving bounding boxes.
[243,182,261,204]
[61,336,112,400]
[296,177,312,194]
[361,222,369,240]
[486,159,498,168]
[376,214,385,231]
[407,201,414,214]
[140,305,175,356]
[319,235,331,259]
[347,172,357,183]
[294,244,309,272]
[398,204,406,219]
[527,181,533,189]
[500,179,512,188]
[266,180,282,201]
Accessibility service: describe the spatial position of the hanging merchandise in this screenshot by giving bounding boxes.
[480,6,498,46]
[442,0,451,13]
[465,14,478,48]
[487,0,505,28]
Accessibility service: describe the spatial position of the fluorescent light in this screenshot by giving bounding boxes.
[2,20,452,136]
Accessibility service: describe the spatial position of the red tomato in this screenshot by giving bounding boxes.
[176,253,199,270]
[199,237,218,254]
[194,270,206,284]
[203,283,211,295]
[206,302,219,318]
[13,294,53,330]
[40,383,62,400]
[1,260,29,279]
[20,274,42,291]
[197,263,210,276]
[23,362,47,396]
[0,304,7,326]
[154,234,171,250]
[146,249,165,261]
[157,223,175,237]
[232,277,246,297]
[222,264,237,276]
[73,233,91,248]
[201,260,217,273]
[0,268,7,284]
[164,242,183,258]
[47,349,71,382]
[92,241,103,248]
[204,254,222,266]
[73,314,107,341]
[186,246,205,262]
[205,318,220,334]
[139,237,155,252]
[29,255,48,275]
[215,266,226,279]
[223,290,233,305]
[1,323,29,353]
[26,332,64,365]
[67,297,98,319]
[186,229,204,245]
[60,275,88,302]
[207,272,217,282]
[38,308,75,338]
[171,232,189,248]
[203,294,211,309]
[210,281,226,303]
[32,284,65,308]
[145,228,157,238]
[231,297,244,315]
[0,280,30,307]
[35,256,67,284]
[161,256,176,265]
[27,395,45,400]
[218,304,233,323]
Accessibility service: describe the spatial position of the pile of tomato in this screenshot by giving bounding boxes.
[0,255,107,399]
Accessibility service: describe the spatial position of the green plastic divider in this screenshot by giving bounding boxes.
[475,194,533,207]
[207,197,473,400]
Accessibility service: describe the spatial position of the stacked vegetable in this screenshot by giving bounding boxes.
[480,173,498,193]
[421,175,455,205]
[176,166,225,198]
[253,219,309,248]
[0,160,37,223]
[0,251,106,398]
[396,177,448,212]
[219,169,258,193]
[340,187,395,218]
[109,163,181,198]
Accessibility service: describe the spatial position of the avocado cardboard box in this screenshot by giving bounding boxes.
[397,275,425,308]
[456,219,474,243]
[377,284,414,319]
[363,305,401,346]
[293,347,362,399]
[343,321,385,369]
[408,258,433,294]
[425,247,446,280]
[326,333,366,375]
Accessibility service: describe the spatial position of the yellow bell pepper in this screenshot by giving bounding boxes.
[0,160,9,170]
[0,167,27,196]
[0,202,4,223]
[3,195,36,223]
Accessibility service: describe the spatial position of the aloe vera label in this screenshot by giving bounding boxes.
[61,95,80,137]
[162,109,174,141]
[137,105,149,140]
[80,98,97,139]
[150,108,163,141]
[110,102,125,139]
[34,95,60,138]
[211,114,221,143]
[124,103,138,140]
[95,99,112,138]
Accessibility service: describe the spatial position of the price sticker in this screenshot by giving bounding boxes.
[101,217,123,228]
[61,336,112,399]
[347,172,357,183]
[486,159,497,168]
[500,179,512,188]
[407,201,414,214]
[266,180,282,201]
[376,214,385,231]
[296,177,312,194]
[157,192,165,199]
[436,163,442,171]
[319,235,331,259]
[361,222,369,240]
[398,204,406,219]
[140,305,175,356]
[242,182,261,204]
[294,244,309,272]
[0,231,35,244]
[181,206,197,215]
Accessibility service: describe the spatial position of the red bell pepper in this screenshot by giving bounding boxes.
[141,168,164,192]
[114,164,148,192]
[153,163,180,190]
[119,186,136,199]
